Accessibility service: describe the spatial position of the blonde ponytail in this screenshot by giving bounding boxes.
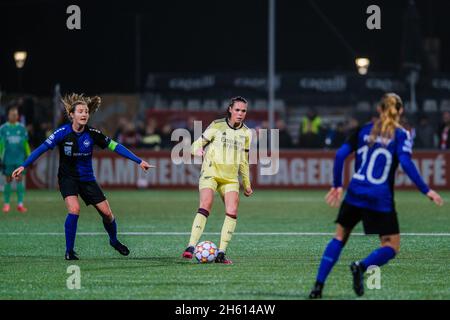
[369,93,403,145]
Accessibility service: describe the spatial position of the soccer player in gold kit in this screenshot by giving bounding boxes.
[182,97,253,264]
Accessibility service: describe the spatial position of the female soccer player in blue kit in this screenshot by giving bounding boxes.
[12,94,153,260]
[309,93,444,298]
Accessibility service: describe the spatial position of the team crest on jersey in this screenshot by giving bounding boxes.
[64,146,72,156]
[83,140,91,148]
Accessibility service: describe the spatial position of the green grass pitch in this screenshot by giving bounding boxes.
[0,189,449,300]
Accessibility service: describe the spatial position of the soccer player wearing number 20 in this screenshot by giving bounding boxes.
[12,94,154,260]
[309,93,444,299]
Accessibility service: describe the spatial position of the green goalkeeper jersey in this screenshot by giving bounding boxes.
[0,122,31,165]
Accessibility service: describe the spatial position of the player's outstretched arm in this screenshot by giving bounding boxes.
[191,122,217,156]
[240,138,253,197]
[139,160,153,171]
[426,190,444,206]
[325,187,343,207]
[108,140,155,171]
[12,166,25,179]
[191,137,206,156]
[399,154,444,206]
[12,143,51,180]
[326,143,352,207]
[333,143,352,187]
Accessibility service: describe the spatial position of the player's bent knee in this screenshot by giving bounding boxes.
[103,211,113,219]
[98,209,114,221]
[225,205,238,217]
[69,206,80,214]
[199,203,213,212]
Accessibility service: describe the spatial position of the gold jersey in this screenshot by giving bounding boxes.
[191,118,252,189]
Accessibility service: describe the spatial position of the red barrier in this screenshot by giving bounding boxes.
[26,150,450,190]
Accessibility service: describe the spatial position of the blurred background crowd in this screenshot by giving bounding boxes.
[1,94,449,151]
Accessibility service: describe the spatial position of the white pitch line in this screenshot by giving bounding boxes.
[0,231,450,236]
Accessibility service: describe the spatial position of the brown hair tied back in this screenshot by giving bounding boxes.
[61,93,101,120]
[369,93,403,146]
[227,96,248,118]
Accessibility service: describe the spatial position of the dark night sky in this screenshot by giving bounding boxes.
[1,0,450,95]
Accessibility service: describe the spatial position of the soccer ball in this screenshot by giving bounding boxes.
[194,241,219,263]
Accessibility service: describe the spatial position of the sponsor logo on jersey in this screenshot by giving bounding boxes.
[7,136,21,144]
[64,146,72,156]
[65,142,73,145]
[73,152,91,156]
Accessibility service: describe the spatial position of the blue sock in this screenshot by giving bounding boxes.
[64,213,79,253]
[103,219,118,245]
[361,246,396,271]
[316,238,344,284]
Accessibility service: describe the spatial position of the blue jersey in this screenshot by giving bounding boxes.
[335,122,429,213]
[44,124,111,181]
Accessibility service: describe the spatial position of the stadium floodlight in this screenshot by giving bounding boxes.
[14,51,27,69]
[355,57,370,75]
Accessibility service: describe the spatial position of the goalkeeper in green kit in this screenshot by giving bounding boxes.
[0,106,31,213]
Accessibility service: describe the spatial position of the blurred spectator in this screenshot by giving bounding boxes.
[113,117,129,141]
[330,122,347,148]
[96,122,110,137]
[117,122,141,148]
[253,121,267,152]
[298,108,322,148]
[347,117,360,132]
[276,119,293,149]
[140,119,162,150]
[28,121,52,147]
[438,111,450,150]
[16,96,35,126]
[136,119,146,137]
[160,123,174,149]
[415,115,436,149]
[186,116,198,140]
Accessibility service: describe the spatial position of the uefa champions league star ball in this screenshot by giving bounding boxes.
[194,241,219,263]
